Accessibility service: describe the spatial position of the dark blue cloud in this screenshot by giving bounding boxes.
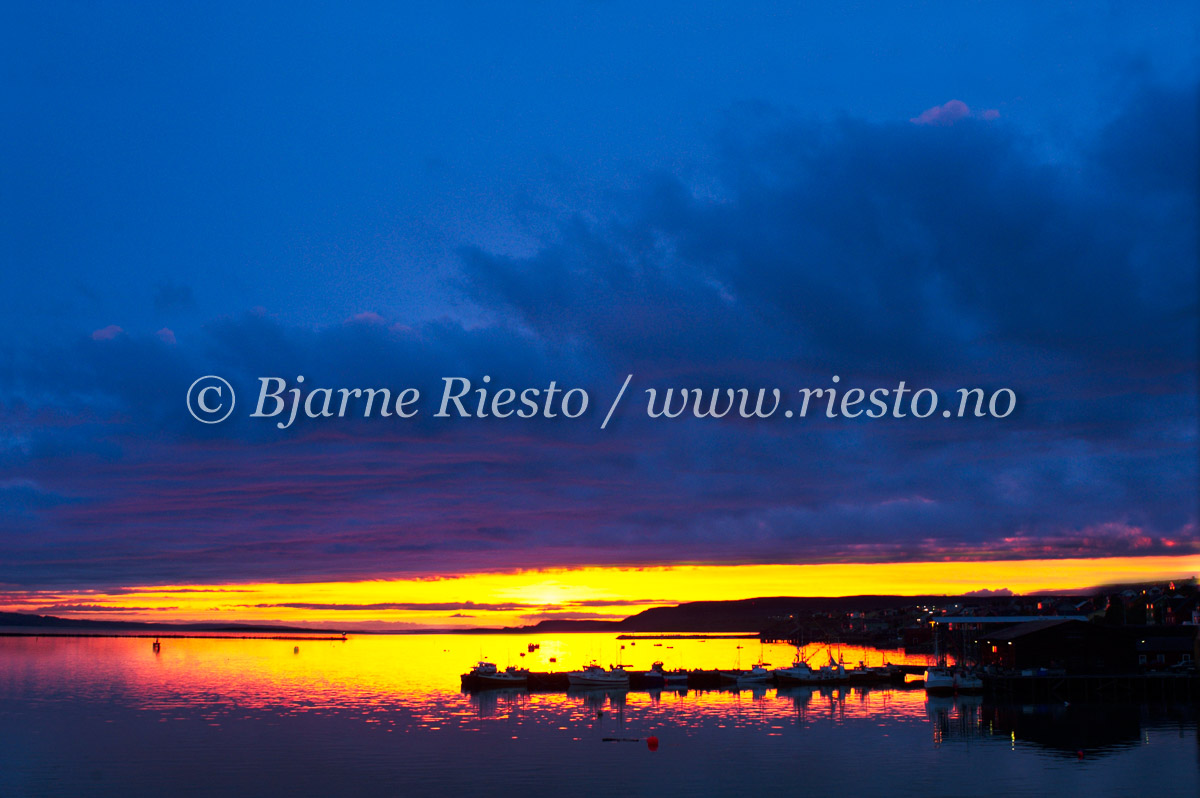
[0,68,1194,589]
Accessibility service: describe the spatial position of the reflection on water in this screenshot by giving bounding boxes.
[981,702,1146,757]
[927,694,986,746]
[0,634,1196,797]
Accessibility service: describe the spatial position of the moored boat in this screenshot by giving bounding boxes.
[720,663,771,685]
[650,660,689,688]
[721,643,772,686]
[774,652,815,685]
[463,661,530,688]
[848,660,905,684]
[774,650,848,685]
[954,669,984,694]
[924,666,956,696]
[925,623,957,696]
[793,651,846,684]
[567,663,630,688]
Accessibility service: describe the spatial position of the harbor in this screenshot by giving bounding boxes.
[461,595,1200,700]
[4,624,1198,797]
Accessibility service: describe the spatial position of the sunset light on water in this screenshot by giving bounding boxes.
[2,634,1195,796]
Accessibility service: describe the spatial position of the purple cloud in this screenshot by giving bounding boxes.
[910,99,971,125]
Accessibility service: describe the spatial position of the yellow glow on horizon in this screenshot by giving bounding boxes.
[4,554,1196,628]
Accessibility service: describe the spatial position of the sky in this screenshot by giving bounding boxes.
[1,3,1198,627]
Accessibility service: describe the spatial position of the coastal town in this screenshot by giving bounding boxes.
[461,579,1200,700]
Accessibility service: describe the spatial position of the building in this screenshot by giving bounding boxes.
[980,619,1200,674]
[979,619,1130,673]
[1133,626,1198,670]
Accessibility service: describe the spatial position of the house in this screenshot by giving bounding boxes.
[1132,626,1198,670]
[1162,595,1198,626]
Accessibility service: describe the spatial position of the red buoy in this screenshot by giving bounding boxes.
[646,735,659,751]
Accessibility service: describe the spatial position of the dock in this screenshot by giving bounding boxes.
[460,667,912,692]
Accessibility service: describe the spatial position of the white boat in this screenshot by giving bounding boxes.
[954,670,984,694]
[720,643,773,686]
[737,664,772,685]
[465,661,529,688]
[774,656,815,685]
[789,651,846,684]
[924,666,956,696]
[925,624,959,695]
[719,663,772,685]
[567,663,630,688]
[774,649,846,685]
[663,671,689,688]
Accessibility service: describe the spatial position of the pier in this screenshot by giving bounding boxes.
[460,667,914,692]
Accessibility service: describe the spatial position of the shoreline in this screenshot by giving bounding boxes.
[0,631,347,640]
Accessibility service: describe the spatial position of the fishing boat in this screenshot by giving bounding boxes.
[720,663,771,685]
[848,655,904,684]
[773,647,848,685]
[567,663,630,688]
[773,653,816,685]
[650,660,689,688]
[463,661,529,688]
[741,664,771,684]
[720,644,773,686]
[810,651,846,683]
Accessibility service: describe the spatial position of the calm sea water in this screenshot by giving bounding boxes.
[0,633,1195,797]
